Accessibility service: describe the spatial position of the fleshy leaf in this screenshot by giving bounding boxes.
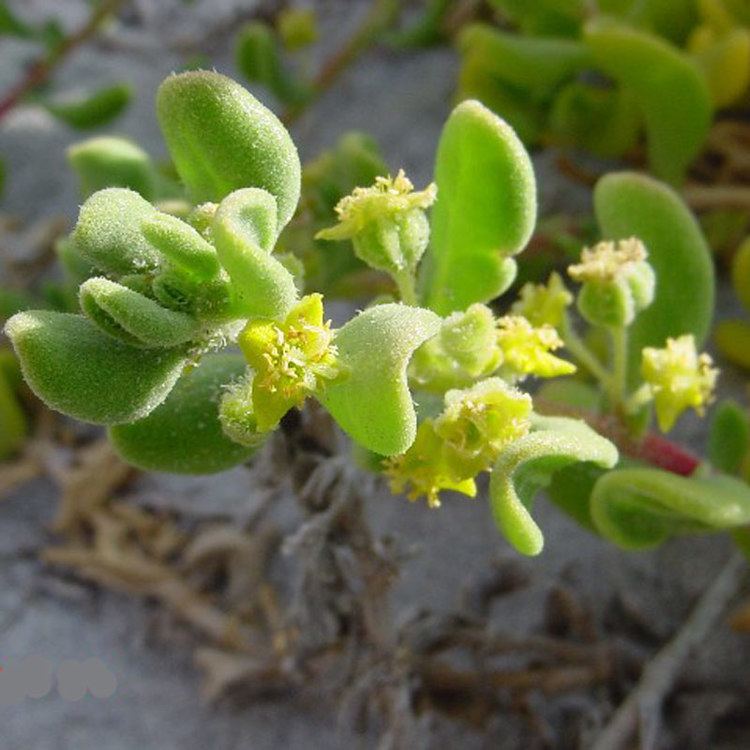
[141,212,221,281]
[0,350,27,459]
[67,136,158,200]
[421,100,536,314]
[4,311,186,424]
[109,355,257,474]
[489,415,618,556]
[715,319,750,369]
[44,83,132,130]
[591,467,750,549]
[583,19,712,183]
[320,303,440,455]
[74,188,160,275]
[594,172,714,383]
[79,277,199,348]
[156,71,301,229]
[212,188,298,319]
[708,400,750,475]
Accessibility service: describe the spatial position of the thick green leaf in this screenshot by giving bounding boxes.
[109,354,257,474]
[458,25,589,99]
[156,71,301,228]
[708,400,750,475]
[489,415,618,556]
[594,172,714,383]
[74,188,160,275]
[421,100,536,314]
[79,277,199,348]
[715,319,750,370]
[591,467,750,549]
[235,22,311,105]
[212,188,298,319]
[487,0,586,37]
[320,303,440,455]
[584,19,712,183]
[44,83,133,130]
[4,311,186,424]
[68,136,157,200]
[0,350,26,460]
[142,212,221,281]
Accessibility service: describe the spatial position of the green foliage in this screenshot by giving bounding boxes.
[0,349,27,460]
[591,468,750,549]
[156,71,301,223]
[320,304,440,456]
[43,83,133,130]
[594,172,714,383]
[489,415,618,555]
[109,355,257,473]
[421,99,536,314]
[708,400,750,475]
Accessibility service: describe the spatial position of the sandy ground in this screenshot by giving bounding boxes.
[1,2,749,748]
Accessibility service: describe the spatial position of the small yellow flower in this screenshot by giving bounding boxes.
[512,272,573,329]
[435,378,532,477]
[385,378,532,508]
[496,316,576,378]
[317,170,436,241]
[385,421,477,508]
[568,237,647,284]
[238,294,342,431]
[641,334,719,432]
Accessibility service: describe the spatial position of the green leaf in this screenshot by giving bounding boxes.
[489,415,618,556]
[109,354,257,474]
[0,349,27,460]
[44,83,133,130]
[79,277,199,348]
[715,319,750,370]
[594,172,714,384]
[67,136,158,200]
[235,22,311,105]
[74,188,160,275]
[583,19,712,183]
[591,467,750,549]
[487,0,586,37]
[0,2,33,38]
[141,212,221,281]
[708,400,750,475]
[457,25,589,99]
[320,303,440,455]
[4,311,186,425]
[156,71,301,228]
[212,188,298,319]
[421,100,536,315]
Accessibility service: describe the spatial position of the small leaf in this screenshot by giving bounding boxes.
[141,212,221,281]
[0,350,27,459]
[591,467,750,549]
[421,100,537,314]
[584,19,712,183]
[44,83,133,130]
[110,354,257,474]
[79,277,199,348]
[320,303,440,455]
[156,71,301,228]
[67,136,158,200]
[731,236,750,311]
[235,22,311,105]
[715,319,750,369]
[4,311,186,424]
[74,188,160,275]
[0,2,33,38]
[489,415,618,556]
[212,188,298,319]
[708,400,750,475]
[594,172,714,384]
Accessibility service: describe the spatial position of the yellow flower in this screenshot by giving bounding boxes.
[496,316,576,378]
[512,272,572,329]
[435,378,532,477]
[385,421,477,508]
[317,170,436,241]
[385,378,532,508]
[568,237,647,284]
[238,294,342,431]
[641,334,719,432]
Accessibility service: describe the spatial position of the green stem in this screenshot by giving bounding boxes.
[560,315,613,394]
[610,325,628,406]
[393,268,417,306]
